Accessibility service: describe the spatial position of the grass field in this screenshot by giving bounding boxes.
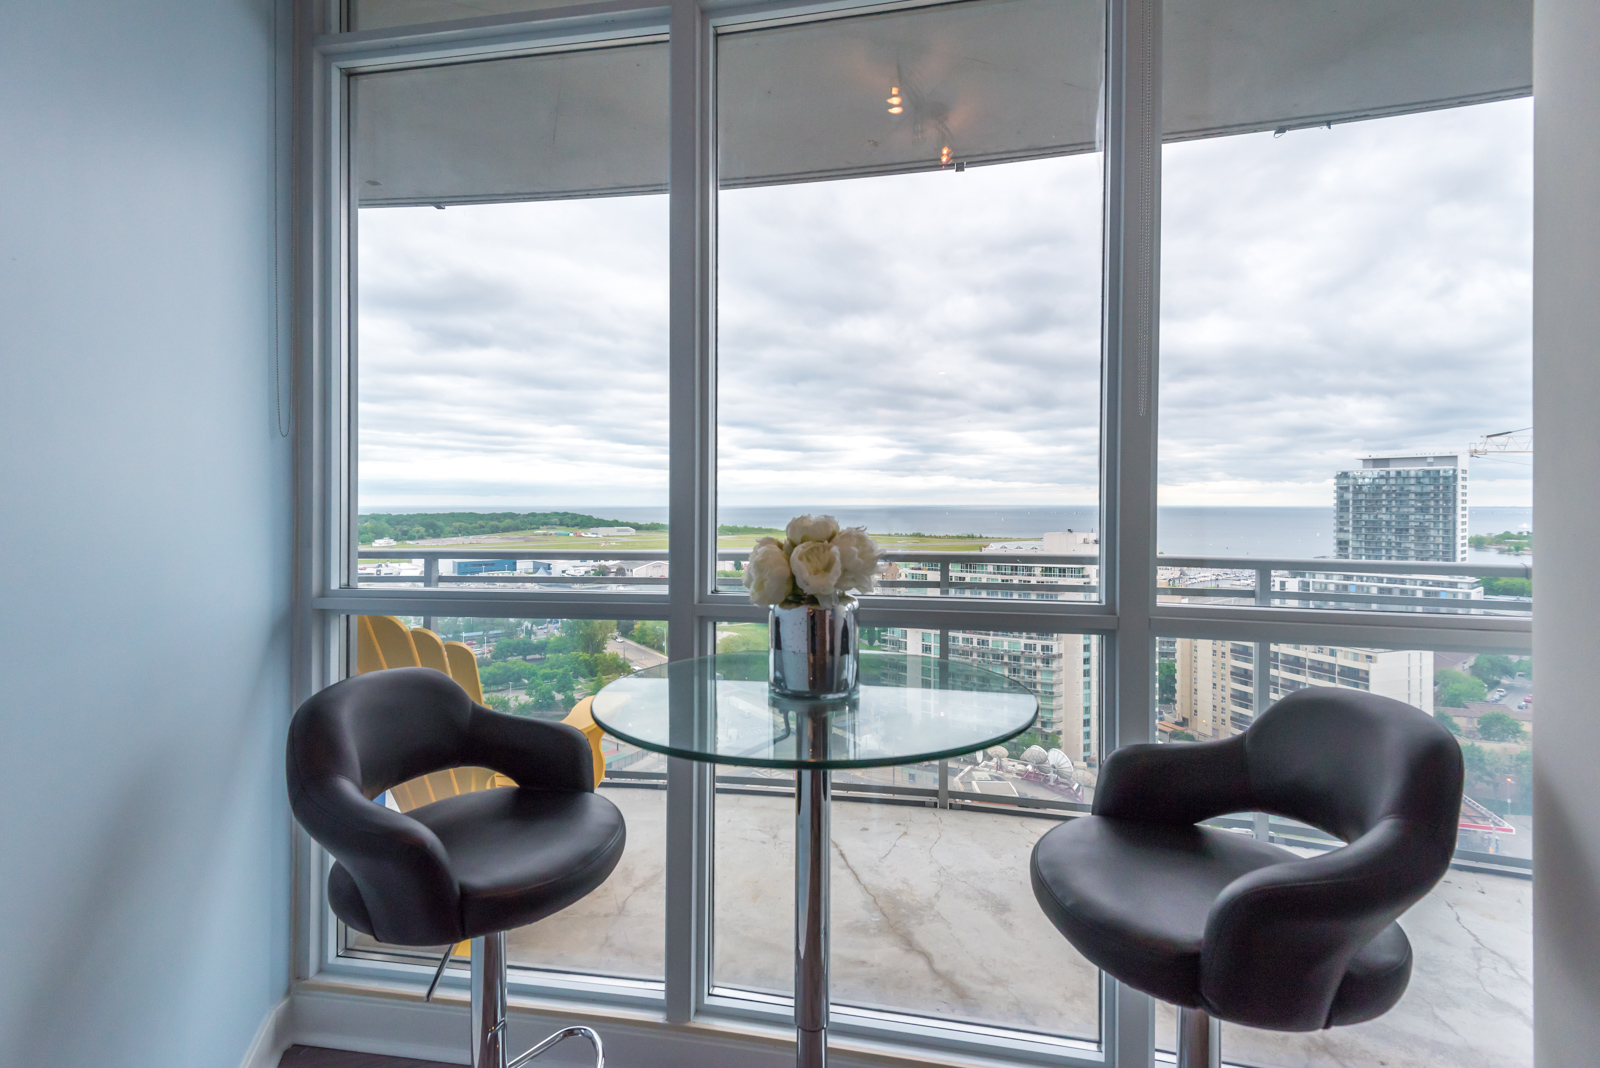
[363,529,998,554]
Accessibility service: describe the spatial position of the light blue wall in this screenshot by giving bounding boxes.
[0,2,292,1066]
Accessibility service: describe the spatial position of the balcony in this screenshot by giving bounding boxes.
[349,766,1529,1067]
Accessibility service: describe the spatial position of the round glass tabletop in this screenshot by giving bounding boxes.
[590,652,1039,769]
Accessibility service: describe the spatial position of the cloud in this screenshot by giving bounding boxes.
[354,97,1531,511]
[1158,98,1532,506]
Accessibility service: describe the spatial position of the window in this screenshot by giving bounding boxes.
[714,0,1106,603]
[350,41,670,594]
[301,0,1532,1064]
[1155,635,1532,1067]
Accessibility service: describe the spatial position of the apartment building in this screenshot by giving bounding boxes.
[1174,639,1433,740]
[1336,452,1469,563]
[882,626,1101,764]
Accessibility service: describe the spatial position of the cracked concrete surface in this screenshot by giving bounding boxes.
[379,787,1531,1067]
[1159,865,1531,1068]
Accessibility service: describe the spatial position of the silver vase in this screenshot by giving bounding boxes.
[769,598,859,699]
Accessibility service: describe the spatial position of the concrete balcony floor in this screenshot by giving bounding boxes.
[359,783,1530,1068]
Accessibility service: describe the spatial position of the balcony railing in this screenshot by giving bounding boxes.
[356,547,1531,614]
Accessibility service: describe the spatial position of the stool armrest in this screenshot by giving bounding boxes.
[287,768,461,945]
[464,705,595,793]
[1093,736,1253,825]
[1201,817,1444,1030]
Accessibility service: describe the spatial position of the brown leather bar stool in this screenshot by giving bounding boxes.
[287,667,625,1068]
[1031,688,1463,1068]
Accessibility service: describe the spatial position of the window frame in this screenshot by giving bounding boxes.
[290,1,1533,1065]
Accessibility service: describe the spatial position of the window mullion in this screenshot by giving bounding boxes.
[665,0,716,1027]
[1101,0,1162,1064]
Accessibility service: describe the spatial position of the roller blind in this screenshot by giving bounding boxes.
[353,0,1530,207]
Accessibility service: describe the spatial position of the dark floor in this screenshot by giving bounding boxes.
[276,1046,453,1068]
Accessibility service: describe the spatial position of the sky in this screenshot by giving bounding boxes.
[355,97,1532,514]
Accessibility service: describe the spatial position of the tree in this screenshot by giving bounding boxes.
[480,660,533,690]
[1169,731,1197,743]
[1479,577,1532,597]
[1476,710,1526,743]
[633,621,667,652]
[717,630,767,654]
[1434,712,1462,736]
[491,637,541,661]
[560,618,616,656]
[1157,660,1177,705]
[1470,653,1518,685]
[1435,668,1487,708]
[529,684,564,711]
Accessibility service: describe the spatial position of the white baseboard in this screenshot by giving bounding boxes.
[239,997,292,1068]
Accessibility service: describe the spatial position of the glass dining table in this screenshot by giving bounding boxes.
[590,651,1039,1068]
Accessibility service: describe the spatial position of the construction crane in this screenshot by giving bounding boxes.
[1470,428,1533,457]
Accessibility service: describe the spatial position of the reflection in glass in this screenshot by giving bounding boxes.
[712,624,1100,1041]
[1156,0,1532,624]
[352,42,669,591]
[1154,636,1532,1066]
[714,0,1106,600]
[339,614,667,981]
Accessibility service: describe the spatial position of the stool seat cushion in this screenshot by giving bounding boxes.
[1031,814,1412,1026]
[333,786,625,943]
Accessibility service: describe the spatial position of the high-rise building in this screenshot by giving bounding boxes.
[1336,452,1468,562]
[1172,639,1432,740]
[881,627,1101,765]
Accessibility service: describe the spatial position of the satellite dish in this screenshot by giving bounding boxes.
[986,745,1009,760]
[1047,748,1073,771]
[1021,745,1049,765]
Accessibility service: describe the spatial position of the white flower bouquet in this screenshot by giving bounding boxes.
[743,514,882,607]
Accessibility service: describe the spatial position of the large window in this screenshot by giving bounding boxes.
[352,42,671,594]
[301,0,1534,1065]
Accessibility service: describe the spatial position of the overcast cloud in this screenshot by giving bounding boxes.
[356,97,1531,512]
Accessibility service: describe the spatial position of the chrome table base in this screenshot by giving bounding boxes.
[796,765,831,1068]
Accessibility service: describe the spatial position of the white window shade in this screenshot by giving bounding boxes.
[353,0,1529,208]
[716,0,1105,187]
[1163,0,1532,142]
[353,41,670,207]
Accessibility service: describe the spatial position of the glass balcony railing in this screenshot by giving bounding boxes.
[1158,555,1531,616]
[358,546,1530,619]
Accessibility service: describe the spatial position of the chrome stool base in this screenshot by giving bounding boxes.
[1176,1007,1219,1068]
[426,933,604,1068]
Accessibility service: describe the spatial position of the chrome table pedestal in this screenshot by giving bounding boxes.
[590,651,1039,1068]
[795,711,832,1068]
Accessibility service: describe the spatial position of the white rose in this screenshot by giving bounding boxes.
[785,514,840,545]
[744,541,794,605]
[790,539,843,600]
[830,526,880,592]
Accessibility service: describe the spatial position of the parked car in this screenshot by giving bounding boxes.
[1490,688,1508,701]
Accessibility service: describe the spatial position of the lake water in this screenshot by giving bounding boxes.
[567,504,1532,564]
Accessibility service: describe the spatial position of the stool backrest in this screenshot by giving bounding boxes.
[1245,688,1462,852]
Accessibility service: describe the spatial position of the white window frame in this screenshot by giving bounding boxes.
[288,1,1532,1065]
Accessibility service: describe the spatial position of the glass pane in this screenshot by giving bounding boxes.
[338,615,667,982]
[353,43,670,592]
[714,623,1101,1043]
[1157,0,1532,617]
[714,0,1106,602]
[1153,636,1532,1066]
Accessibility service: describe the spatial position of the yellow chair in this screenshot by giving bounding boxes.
[354,616,607,810]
